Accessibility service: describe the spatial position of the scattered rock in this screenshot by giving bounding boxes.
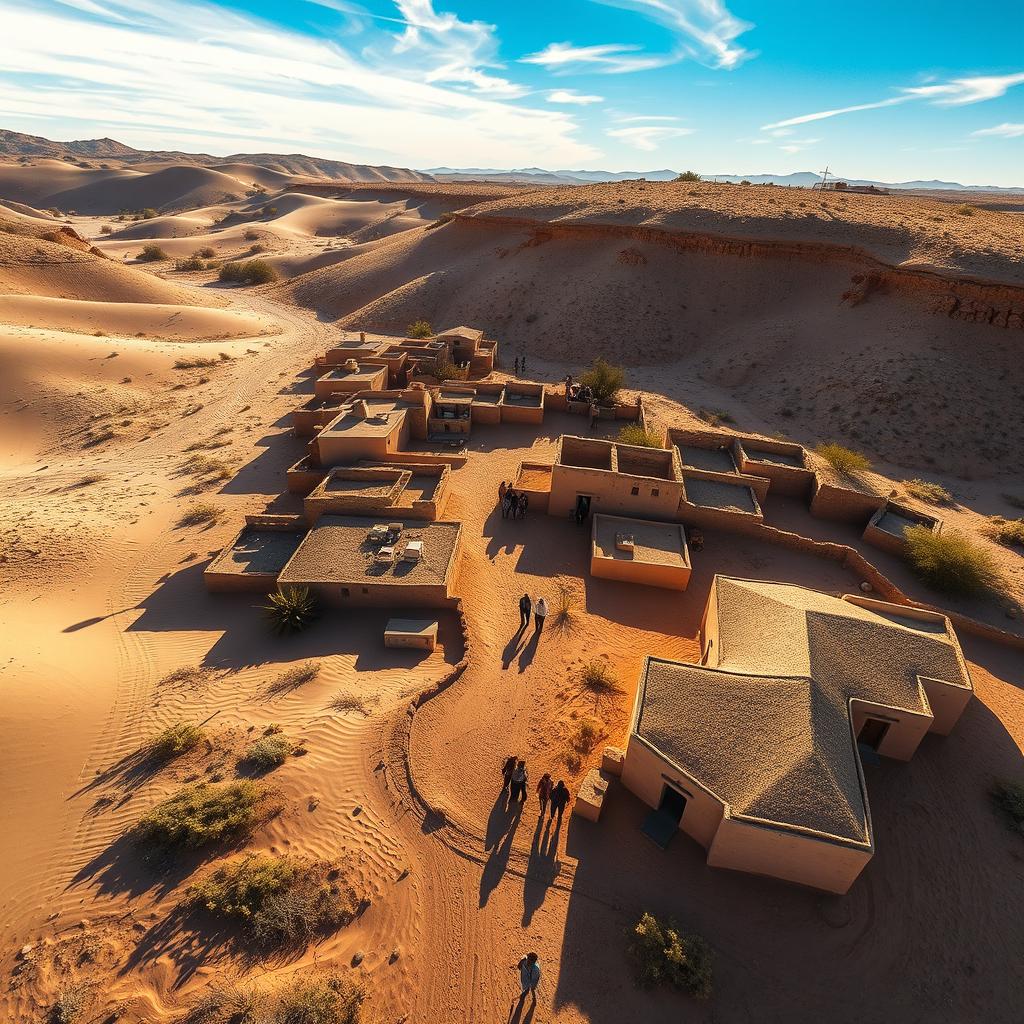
[352,805,362,817]
[859,582,873,593]
[389,947,400,963]
[397,867,410,882]
[18,944,33,959]
[352,950,365,966]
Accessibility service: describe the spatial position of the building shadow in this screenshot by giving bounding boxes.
[217,429,308,497]
[553,695,1024,1023]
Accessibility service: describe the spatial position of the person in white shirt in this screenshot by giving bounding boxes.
[533,597,547,633]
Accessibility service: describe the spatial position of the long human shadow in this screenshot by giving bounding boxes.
[516,625,542,673]
[502,625,527,669]
[480,798,523,908]
[522,812,561,926]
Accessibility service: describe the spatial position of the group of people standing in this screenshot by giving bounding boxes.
[513,355,528,375]
[502,756,570,821]
[518,592,547,633]
[498,480,529,520]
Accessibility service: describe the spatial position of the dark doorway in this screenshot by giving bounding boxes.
[858,717,890,752]
[574,494,592,521]
[658,784,687,823]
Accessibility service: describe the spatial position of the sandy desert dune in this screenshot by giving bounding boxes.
[0,168,1022,1024]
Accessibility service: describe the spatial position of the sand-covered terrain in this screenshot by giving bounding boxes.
[0,166,1022,1024]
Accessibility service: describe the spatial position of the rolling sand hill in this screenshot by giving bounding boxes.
[281,181,1024,476]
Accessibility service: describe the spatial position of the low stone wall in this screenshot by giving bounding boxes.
[809,477,888,525]
[545,390,643,426]
[286,455,327,495]
[684,465,770,504]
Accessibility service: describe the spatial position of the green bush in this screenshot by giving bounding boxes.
[987,516,1024,547]
[238,734,292,773]
[903,479,952,505]
[815,442,870,475]
[219,258,277,285]
[431,358,468,382]
[579,357,625,404]
[617,424,662,448]
[904,526,1000,595]
[140,207,158,220]
[628,912,713,999]
[134,781,266,850]
[991,780,1024,834]
[138,243,168,262]
[674,170,702,182]
[407,319,433,339]
[149,721,204,761]
[191,855,358,947]
[263,586,318,634]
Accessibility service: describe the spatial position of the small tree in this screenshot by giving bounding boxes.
[579,357,625,404]
[674,170,702,183]
[407,319,433,339]
[628,912,713,999]
[140,207,158,219]
[138,243,168,262]
[431,358,468,382]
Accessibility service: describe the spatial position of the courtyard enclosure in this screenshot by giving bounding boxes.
[863,500,943,556]
[590,514,691,590]
[313,361,389,399]
[549,436,684,520]
[203,518,306,593]
[621,576,973,893]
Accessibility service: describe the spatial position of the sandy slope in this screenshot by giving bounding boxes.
[0,295,269,341]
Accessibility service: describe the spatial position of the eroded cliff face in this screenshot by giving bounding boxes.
[459,212,1024,331]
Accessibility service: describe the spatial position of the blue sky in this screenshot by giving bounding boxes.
[1,0,1022,183]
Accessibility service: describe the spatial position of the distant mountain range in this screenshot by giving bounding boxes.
[0,129,433,183]
[425,165,1024,192]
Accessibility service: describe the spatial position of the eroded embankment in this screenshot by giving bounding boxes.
[456,212,1024,330]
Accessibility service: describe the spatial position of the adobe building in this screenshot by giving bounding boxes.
[862,500,942,556]
[303,463,451,523]
[203,516,306,593]
[313,360,389,400]
[590,514,691,590]
[621,576,973,894]
[311,390,434,465]
[547,436,685,521]
[277,516,462,608]
[435,325,498,375]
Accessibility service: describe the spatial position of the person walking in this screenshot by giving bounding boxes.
[549,780,569,823]
[502,488,514,519]
[499,480,508,505]
[533,596,548,633]
[501,754,516,793]
[514,356,520,375]
[518,593,532,631]
[517,492,528,520]
[536,772,552,817]
[510,760,528,802]
[515,952,541,1004]
[521,354,528,374]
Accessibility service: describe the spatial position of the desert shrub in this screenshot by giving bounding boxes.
[987,516,1024,547]
[426,211,455,229]
[579,357,625,404]
[904,526,999,595]
[177,502,221,526]
[138,243,168,262]
[219,258,277,285]
[176,255,206,271]
[697,407,734,427]
[815,442,870,475]
[431,358,468,382]
[261,205,278,216]
[740,179,752,185]
[185,980,263,1023]
[267,661,320,696]
[617,424,662,448]
[196,246,217,258]
[991,780,1024,834]
[49,983,93,1023]
[238,734,293,773]
[328,692,371,716]
[628,912,713,999]
[264,586,318,634]
[407,319,433,339]
[674,170,702,182]
[134,780,266,850]
[149,721,204,760]
[175,356,219,369]
[581,660,621,696]
[552,580,577,634]
[249,242,267,254]
[100,224,113,234]
[955,203,975,216]
[903,479,952,505]
[570,719,600,754]
[269,973,363,1024]
[244,228,260,240]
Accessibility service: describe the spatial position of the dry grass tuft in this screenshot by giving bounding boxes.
[177,503,222,527]
[328,692,371,716]
[815,442,870,475]
[149,721,205,761]
[551,580,579,635]
[175,356,219,370]
[986,516,1024,547]
[617,424,663,448]
[134,781,268,851]
[266,661,320,696]
[902,479,952,505]
[904,525,1000,595]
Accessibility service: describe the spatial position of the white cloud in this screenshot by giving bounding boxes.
[614,114,680,123]
[0,0,601,167]
[546,89,604,105]
[607,123,694,151]
[522,0,753,75]
[521,42,668,75]
[971,122,1024,138]
[762,71,1024,131]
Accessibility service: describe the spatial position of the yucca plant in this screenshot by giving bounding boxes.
[263,586,318,634]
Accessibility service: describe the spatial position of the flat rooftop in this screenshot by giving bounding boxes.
[320,364,386,382]
[207,527,305,577]
[320,401,407,439]
[684,477,758,513]
[279,516,460,588]
[593,515,689,568]
[676,444,737,474]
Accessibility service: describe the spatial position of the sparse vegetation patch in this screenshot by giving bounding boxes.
[134,780,267,850]
[815,442,870,475]
[904,525,1000,595]
[903,479,952,505]
[579,357,625,404]
[149,721,205,761]
[238,733,293,773]
[617,424,662,448]
[407,319,433,338]
[138,243,168,262]
[263,586,318,634]
[986,516,1024,547]
[177,502,222,527]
